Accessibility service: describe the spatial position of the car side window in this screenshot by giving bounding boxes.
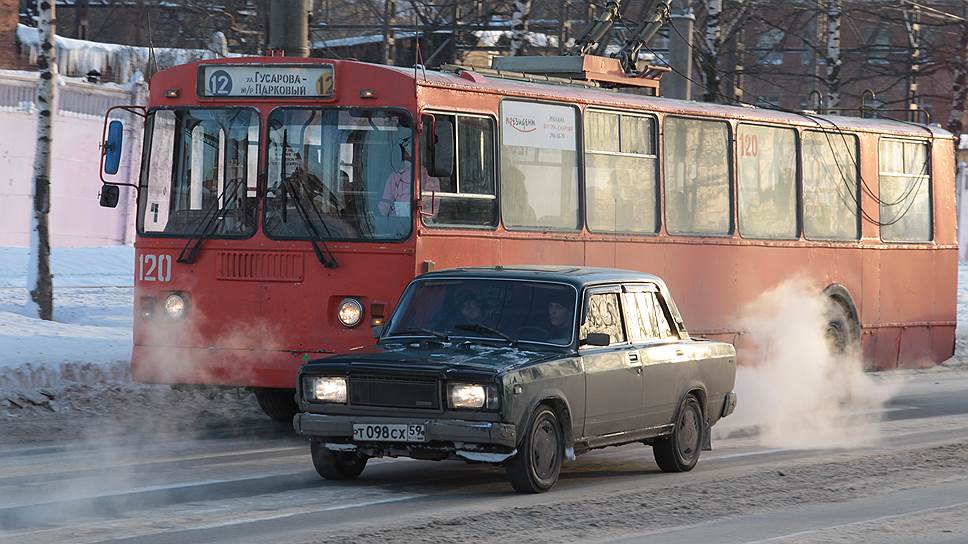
[622,292,657,343]
[649,293,676,339]
[581,292,626,344]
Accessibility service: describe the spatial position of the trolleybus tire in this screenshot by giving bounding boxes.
[310,440,368,480]
[653,394,703,473]
[506,404,564,493]
[823,285,861,356]
[253,388,298,423]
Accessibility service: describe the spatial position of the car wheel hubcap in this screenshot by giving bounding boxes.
[678,407,700,460]
[532,416,559,481]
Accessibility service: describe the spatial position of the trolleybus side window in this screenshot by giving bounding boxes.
[802,131,860,241]
[264,108,414,241]
[879,139,931,242]
[500,100,579,230]
[584,111,658,234]
[663,117,732,236]
[737,124,798,239]
[420,114,497,227]
[138,108,259,237]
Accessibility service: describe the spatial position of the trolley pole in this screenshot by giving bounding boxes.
[268,0,309,57]
[28,0,55,321]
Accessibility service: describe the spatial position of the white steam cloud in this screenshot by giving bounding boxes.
[724,277,899,449]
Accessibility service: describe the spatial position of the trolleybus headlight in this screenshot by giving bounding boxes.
[312,376,347,403]
[163,293,188,319]
[337,298,364,327]
[448,383,487,410]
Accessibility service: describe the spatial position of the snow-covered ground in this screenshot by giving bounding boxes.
[0,246,133,387]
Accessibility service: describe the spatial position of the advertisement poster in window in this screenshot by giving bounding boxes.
[502,101,576,151]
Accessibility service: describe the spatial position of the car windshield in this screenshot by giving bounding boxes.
[264,108,414,241]
[386,279,577,346]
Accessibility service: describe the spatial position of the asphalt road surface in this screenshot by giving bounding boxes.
[2,370,968,544]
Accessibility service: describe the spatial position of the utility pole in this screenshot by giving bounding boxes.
[666,1,694,100]
[28,0,55,321]
[509,0,532,56]
[701,0,722,102]
[268,0,309,57]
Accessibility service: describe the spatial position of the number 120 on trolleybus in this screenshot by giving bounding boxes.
[99,55,955,421]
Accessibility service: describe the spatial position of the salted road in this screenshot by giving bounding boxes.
[2,371,968,544]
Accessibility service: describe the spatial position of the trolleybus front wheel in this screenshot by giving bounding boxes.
[253,388,298,423]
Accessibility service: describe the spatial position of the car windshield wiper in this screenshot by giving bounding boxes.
[177,176,245,264]
[454,323,518,345]
[388,327,450,341]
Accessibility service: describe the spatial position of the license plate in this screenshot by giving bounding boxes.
[353,423,426,442]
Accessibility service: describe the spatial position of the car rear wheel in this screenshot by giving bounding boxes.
[253,388,298,423]
[653,395,703,473]
[310,440,368,480]
[506,405,564,493]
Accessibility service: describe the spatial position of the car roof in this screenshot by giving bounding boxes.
[416,265,668,291]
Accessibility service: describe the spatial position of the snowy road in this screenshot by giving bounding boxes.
[2,371,968,544]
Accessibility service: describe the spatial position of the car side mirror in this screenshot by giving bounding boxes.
[580,332,610,347]
[430,117,454,178]
[103,120,124,175]
[99,184,120,208]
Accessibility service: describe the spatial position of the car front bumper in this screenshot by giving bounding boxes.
[293,412,518,449]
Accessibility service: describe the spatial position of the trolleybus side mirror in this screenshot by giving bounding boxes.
[99,184,120,208]
[102,120,124,175]
[430,117,454,178]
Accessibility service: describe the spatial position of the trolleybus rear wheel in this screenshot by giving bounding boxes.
[253,388,298,423]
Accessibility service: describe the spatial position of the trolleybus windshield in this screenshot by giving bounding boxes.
[138,108,260,237]
[265,108,414,241]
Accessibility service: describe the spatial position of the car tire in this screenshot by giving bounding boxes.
[253,388,299,423]
[310,440,368,480]
[506,405,564,493]
[653,395,703,473]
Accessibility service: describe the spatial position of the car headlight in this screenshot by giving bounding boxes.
[312,376,347,403]
[337,298,363,327]
[449,383,487,409]
[163,293,187,319]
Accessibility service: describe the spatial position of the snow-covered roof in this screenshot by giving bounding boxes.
[16,24,240,83]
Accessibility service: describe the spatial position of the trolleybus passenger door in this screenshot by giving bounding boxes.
[580,287,645,438]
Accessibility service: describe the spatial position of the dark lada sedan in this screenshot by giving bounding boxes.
[294,266,737,493]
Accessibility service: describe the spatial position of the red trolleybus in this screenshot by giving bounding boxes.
[100,55,955,421]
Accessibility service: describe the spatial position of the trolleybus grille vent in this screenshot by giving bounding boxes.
[349,376,440,410]
[216,251,304,282]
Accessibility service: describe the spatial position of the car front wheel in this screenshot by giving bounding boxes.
[653,395,703,473]
[506,405,564,493]
[310,440,368,480]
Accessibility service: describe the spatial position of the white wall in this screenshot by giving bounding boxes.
[0,71,142,247]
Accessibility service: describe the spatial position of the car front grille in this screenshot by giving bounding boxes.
[349,376,440,410]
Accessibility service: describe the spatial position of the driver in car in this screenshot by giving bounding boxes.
[546,300,573,344]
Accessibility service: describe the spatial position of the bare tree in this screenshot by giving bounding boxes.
[28,0,55,321]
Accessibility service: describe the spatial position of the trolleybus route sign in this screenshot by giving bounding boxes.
[197,65,335,98]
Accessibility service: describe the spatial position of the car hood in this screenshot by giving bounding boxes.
[301,342,565,378]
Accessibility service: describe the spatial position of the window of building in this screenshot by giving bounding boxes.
[754,29,785,65]
[802,131,860,241]
[664,117,732,236]
[420,114,497,227]
[584,111,658,234]
[879,139,931,242]
[501,100,579,230]
[737,124,797,239]
[581,292,625,344]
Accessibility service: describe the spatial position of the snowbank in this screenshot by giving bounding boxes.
[0,246,133,386]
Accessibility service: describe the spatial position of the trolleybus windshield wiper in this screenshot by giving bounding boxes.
[454,323,518,345]
[177,176,245,264]
[278,130,339,269]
